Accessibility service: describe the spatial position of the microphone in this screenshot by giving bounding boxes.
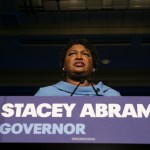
[88,79,101,96]
[70,79,85,96]
[91,83,100,96]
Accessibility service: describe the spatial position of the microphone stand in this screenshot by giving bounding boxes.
[70,79,101,96]
[88,79,101,96]
[91,83,99,96]
[70,79,84,96]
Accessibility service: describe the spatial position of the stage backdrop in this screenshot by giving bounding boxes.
[0,96,150,144]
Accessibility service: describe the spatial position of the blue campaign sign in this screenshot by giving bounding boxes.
[0,96,150,144]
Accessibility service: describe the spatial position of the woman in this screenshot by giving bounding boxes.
[35,38,121,96]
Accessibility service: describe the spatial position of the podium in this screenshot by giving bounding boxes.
[0,96,150,145]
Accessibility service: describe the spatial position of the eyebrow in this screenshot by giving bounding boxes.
[68,49,89,52]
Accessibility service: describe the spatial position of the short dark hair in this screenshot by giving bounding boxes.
[60,38,99,70]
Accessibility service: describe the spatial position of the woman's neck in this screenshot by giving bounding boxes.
[65,78,91,86]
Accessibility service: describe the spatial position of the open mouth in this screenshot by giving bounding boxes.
[74,61,85,67]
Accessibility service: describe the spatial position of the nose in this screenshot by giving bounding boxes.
[76,53,83,59]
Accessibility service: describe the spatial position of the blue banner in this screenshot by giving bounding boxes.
[0,96,150,144]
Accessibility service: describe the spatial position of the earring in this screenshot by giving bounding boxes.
[62,68,65,71]
[92,68,95,72]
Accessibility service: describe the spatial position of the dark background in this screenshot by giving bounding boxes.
[0,143,149,150]
[0,0,150,96]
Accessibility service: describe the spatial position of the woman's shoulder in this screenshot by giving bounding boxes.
[97,82,121,96]
[34,82,61,96]
[34,81,70,96]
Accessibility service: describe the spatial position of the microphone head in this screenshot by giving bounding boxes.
[80,79,85,84]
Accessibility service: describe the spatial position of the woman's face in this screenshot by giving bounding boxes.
[64,44,94,79]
